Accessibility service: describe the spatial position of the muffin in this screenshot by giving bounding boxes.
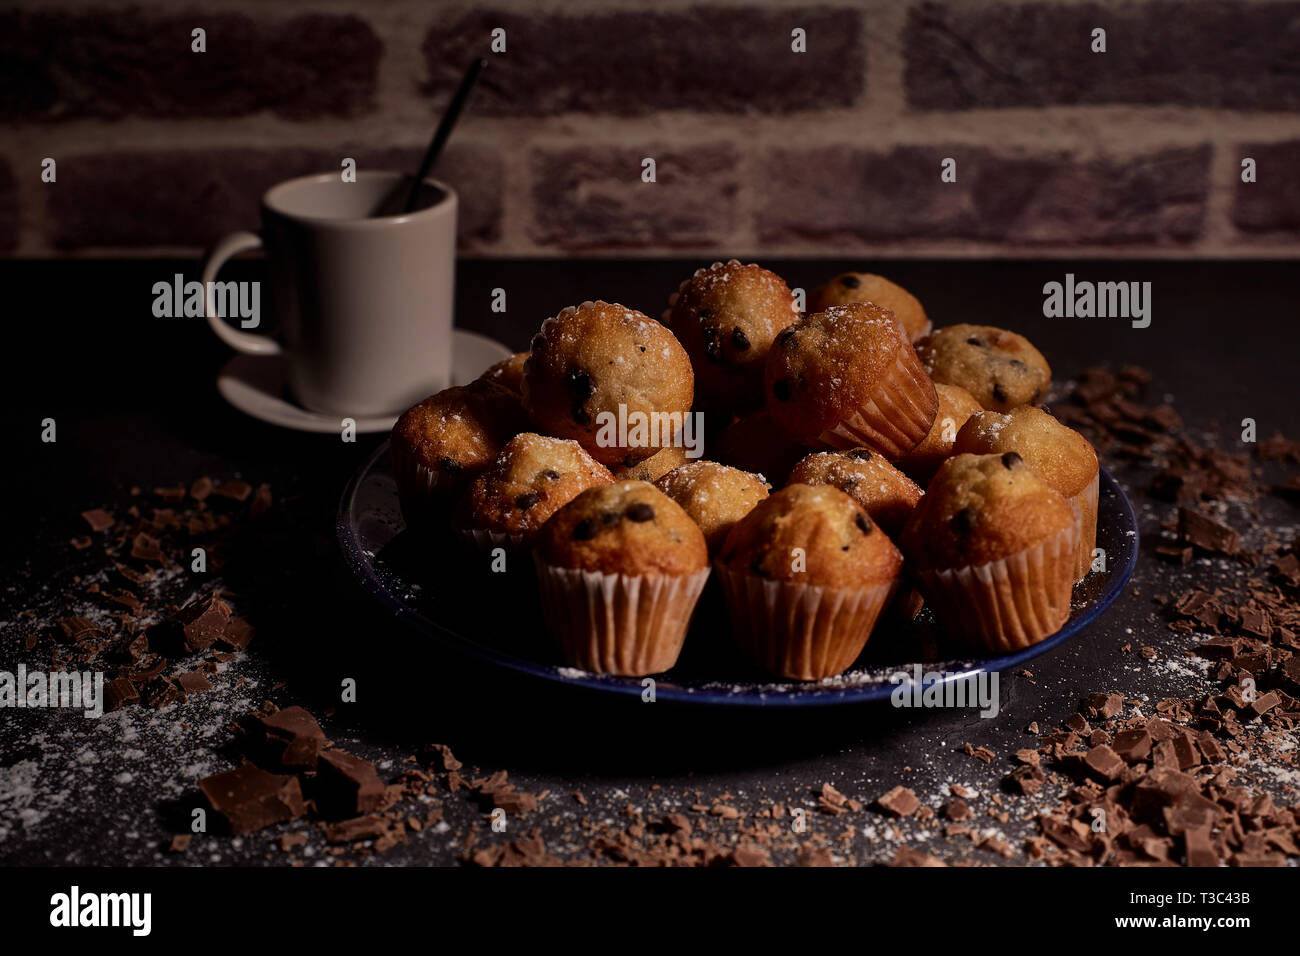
[807,272,931,342]
[894,383,983,484]
[522,301,694,467]
[615,445,688,483]
[664,260,800,415]
[786,448,923,537]
[710,411,805,486]
[654,461,770,557]
[717,484,903,681]
[390,381,527,527]
[477,352,528,395]
[765,303,938,456]
[451,433,614,551]
[899,453,1080,653]
[533,481,709,676]
[915,324,1051,412]
[954,406,1100,581]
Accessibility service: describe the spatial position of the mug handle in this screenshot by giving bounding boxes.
[200,231,281,355]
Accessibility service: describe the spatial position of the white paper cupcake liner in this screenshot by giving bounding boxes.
[914,518,1081,655]
[391,443,454,528]
[1070,470,1100,582]
[813,350,938,458]
[534,560,710,676]
[715,566,898,681]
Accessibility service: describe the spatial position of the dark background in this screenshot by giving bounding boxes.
[1,257,1295,865]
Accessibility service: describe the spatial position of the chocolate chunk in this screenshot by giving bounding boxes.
[1081,691,1124,720]
[1084,744,1125,782]
[1178,507,1239,555]
[876,786,920,817]
[515,492,543,511]
[171,592,232,653]
[177,671,212,694]
[80,509,114,532]
[103,677,139,713]
[130,533,165,564]
[189,477,213,501]
[565,369,595,425]
[325,815,389,844]
[854,513,873,534]
[966,336,985,347]
[1006,765,1045,795]
[217,617,254,651]
[199,763,306,835]
[1112,728,1152,763]
[213,480,252,502]
[572,518,597,541]
[839,275,861,288]
[541,469,561,480]
[626,503,655,522]
[991,383,1008,405]
[1000,451,1022,469]
[317,749,385,817]
[257,706,325,770]
[56,617,105,643]
[731,327,751,351]
[847,448,872,460]
[772,380,792,402]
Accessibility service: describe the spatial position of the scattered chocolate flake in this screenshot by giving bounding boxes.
[876,786,920,818]
[80,509,114,532]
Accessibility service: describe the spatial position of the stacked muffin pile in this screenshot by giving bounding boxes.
[390,263,1100,681]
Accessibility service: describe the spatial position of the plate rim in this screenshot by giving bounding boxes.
[337,440,1140,707]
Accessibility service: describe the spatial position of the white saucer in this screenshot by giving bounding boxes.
[217,329,514,434]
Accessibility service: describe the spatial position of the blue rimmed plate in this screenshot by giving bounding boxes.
[338,441,1138,707]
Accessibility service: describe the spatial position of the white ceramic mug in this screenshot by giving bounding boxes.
[201,171,457,417]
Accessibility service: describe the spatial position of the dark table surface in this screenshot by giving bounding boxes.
[1,258,1296,866]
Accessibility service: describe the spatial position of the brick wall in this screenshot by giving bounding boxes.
[3,0,1298,258]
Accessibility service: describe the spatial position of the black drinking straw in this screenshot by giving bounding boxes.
[403,57,488,213]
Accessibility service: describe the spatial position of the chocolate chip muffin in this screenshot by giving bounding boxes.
[533,481,709,676]
[710,411,806,487]
[765,303,938,456]
[915,324,1051,413]
[654,461,770,557]
[452,433,613,550]
[476,351,528,396]
[894,382,983,484]
[522,301,694,467]
[614,445,688,484]
[717,484,902,681]
[786,447,923,537]
[807,272,931,342]
[390,380,527,528]
[664,260,800,415]
[954,405,1100,581]
[900,453,1079,653]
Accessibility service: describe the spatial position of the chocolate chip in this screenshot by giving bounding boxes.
[772,380,792,402]
[839,274,861,289]
[847,448,872,461]
[600,510,621,525]
[704,336,724,363]
[572,518,597,541]
[1009,359,1026,370]
[952,507,977,535]
[566,369,594,424]
[515,492,543,511]
[966,336,986,347]
[530,333,544,352]
[542,469,560,480]
[991,383,1008,405]
[777,327,797,346]
[731,328,751,351]
[1001,451,1023,469]
[439,456,463,476]
[698,308,712,320]
[855,513,873,534]
[626,503,655,522]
